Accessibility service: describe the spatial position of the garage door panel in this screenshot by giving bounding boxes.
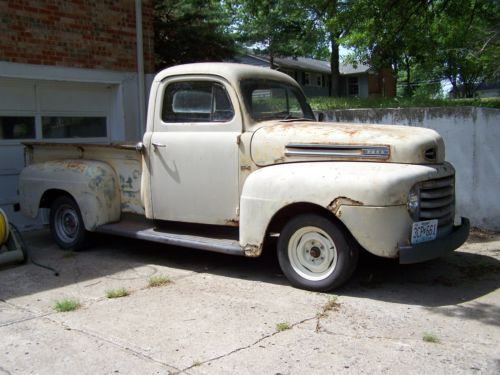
[38,83,111,113]
[0,79,36,111]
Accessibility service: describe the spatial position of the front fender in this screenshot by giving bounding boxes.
[239,161,455,254]
[19,160,121,230]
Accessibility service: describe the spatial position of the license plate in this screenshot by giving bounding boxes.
[411,219,438,245]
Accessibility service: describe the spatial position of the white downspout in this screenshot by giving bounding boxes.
[135,0,146,138]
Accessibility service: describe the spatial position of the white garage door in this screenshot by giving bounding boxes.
[0,77,113,228]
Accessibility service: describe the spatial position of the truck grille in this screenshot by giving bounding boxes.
[418,176,455,228]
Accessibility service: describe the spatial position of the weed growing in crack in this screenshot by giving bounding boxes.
[316,296,341,332]
[54,298,81,312]
[192,360,202,367]
[317,296,341,319]
[148,275,171,288]
[106,287,130,299]
[276,322,291,332]
[423,332,440,343]
[62,250,75,258]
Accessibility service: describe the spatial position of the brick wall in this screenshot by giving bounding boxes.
[0,0,154,73]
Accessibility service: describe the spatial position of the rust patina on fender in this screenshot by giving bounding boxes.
[19,159,121,230]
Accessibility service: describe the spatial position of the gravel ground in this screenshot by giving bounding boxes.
[0,229,499,374]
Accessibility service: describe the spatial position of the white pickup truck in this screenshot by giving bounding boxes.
[19,63,469,291]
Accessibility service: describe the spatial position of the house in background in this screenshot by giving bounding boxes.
[475,82,500,98]
[0,0,155,228]
[232,55,396,99]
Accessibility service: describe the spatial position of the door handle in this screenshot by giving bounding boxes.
[152,142,166,150]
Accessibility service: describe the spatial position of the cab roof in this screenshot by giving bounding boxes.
[153,62,299,88]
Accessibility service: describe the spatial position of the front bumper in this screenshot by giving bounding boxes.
[399,217,470,264]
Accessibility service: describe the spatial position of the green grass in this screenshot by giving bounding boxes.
[309,96,500,110]
[54,298,81,312]
[62,250,75,258]
[422,332,440,343]
[148,275,171,288]
[276,322,291,332]
[105,287,130,299]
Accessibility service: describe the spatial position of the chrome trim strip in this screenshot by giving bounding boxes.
[284,143,390,159]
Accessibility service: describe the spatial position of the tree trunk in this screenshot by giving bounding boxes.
[330,37,340,97]
[404,55,412,97]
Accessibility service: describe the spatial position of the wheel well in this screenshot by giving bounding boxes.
[264,202,355,252]
[39,189,76,209]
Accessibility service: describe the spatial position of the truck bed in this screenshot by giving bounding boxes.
[23,142,144,215]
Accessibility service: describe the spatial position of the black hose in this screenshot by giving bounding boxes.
[9,223,59,276]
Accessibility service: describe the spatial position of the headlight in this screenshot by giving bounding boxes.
[407,186,420,220]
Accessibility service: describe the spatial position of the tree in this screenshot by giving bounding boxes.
[432,0,500,97]
[344,0,499,98]
[226,0,328,68]
[303,1,353,96]
[343,0,437,97]
[154,0,237,69]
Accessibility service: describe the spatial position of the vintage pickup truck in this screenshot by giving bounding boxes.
[19,63,469,291]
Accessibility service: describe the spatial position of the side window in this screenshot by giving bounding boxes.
[162,81,234,123]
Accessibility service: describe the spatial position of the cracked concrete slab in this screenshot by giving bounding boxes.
[49,273,328,370]
[0,317,177,374]
[0,229,499,374]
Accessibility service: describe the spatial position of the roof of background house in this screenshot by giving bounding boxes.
[233,55,371,75]
[476,82,500,90]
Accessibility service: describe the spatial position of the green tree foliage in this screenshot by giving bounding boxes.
[345,0,499,98]
[154,0,238,69]
[226,0,329,67]
[432,0,499,97]
[154,0,498,99]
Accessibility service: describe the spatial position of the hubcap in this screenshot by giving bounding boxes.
[288,226,338,281]
[55,205,79,243]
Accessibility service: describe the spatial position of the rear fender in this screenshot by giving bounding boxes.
[19,160,121,230]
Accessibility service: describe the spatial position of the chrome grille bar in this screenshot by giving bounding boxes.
[418,175,455,228]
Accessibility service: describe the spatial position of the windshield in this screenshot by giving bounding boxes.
[240,79,315,122]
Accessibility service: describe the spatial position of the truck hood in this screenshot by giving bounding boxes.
[250,121,445,166]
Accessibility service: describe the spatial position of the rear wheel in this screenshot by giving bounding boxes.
[50,196,87,250]
[277,214,358,291]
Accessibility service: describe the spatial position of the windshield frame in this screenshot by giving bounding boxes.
[240,79,315,123]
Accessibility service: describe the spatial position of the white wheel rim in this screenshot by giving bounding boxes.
[288,226,338,281]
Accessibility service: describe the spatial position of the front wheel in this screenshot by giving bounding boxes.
[277,214,358,292]
[50,196,87,250]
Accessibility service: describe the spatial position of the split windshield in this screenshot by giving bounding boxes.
[240,79,315,122]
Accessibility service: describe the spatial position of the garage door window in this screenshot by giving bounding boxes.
[0,116,36,140]
[42,116,107,139]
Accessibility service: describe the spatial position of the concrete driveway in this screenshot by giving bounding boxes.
[1,229,499,374]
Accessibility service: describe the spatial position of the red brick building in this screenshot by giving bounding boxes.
[0,0,155,228]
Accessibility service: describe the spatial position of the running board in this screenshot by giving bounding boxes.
[95,219,244,256]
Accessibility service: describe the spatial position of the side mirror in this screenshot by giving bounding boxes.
[135,142,145,153]
[317,112,325,122]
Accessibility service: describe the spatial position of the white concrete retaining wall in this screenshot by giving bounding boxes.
[320,107,500,231]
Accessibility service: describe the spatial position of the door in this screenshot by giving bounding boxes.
[148,77,241,225]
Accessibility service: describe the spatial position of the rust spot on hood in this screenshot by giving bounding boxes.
[327,196,364,215]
